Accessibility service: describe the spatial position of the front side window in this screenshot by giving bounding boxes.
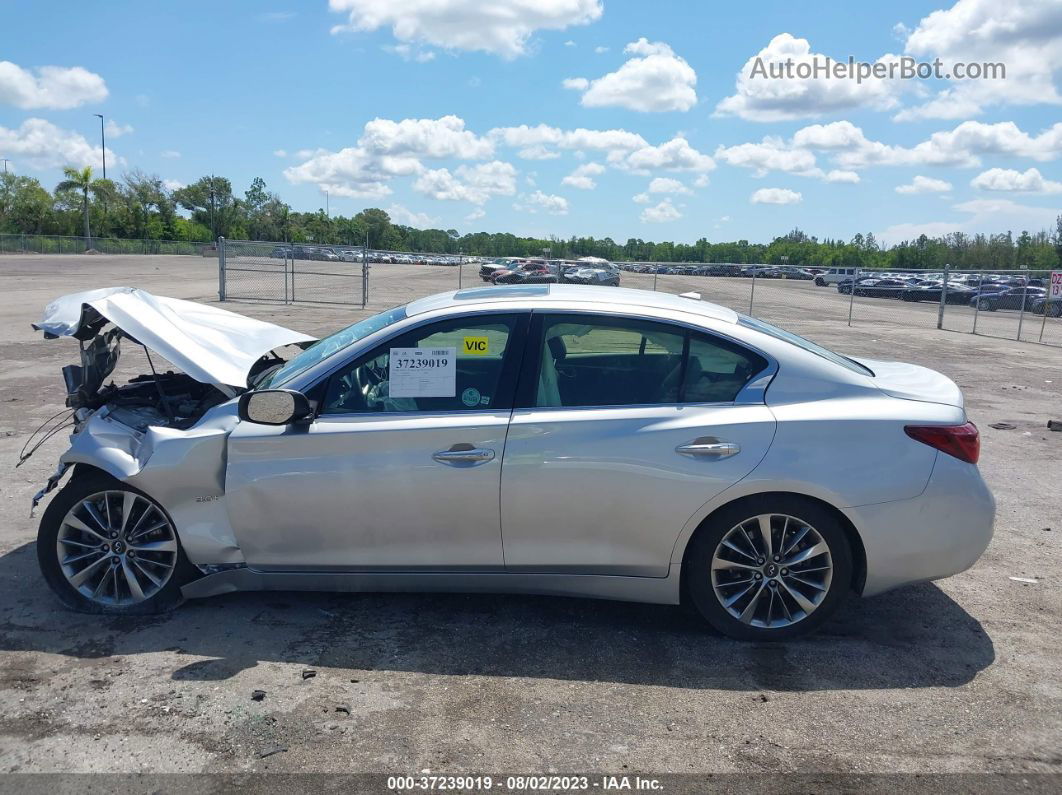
[533,314,767,408]
[321,314,522,414]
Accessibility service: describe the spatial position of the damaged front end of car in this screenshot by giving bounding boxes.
[27,288,316,524]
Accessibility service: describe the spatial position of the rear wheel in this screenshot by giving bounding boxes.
[686,496,852,641]
[814,277,826,286]
[37,472,193,614]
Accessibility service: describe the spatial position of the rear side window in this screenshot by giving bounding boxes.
[531,314,768,408]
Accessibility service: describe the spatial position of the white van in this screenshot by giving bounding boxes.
[815,267,859,286]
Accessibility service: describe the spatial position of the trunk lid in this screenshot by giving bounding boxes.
[853,357,964,408]
[33,287,316,390]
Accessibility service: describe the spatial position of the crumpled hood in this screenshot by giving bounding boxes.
[33,287,316,388]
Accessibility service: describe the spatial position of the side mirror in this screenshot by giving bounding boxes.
[238,389,313,426]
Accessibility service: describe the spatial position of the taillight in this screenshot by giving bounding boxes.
[904,422,980,464]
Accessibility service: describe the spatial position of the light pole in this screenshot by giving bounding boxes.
[1,158,9,174]
[93,114,106,179]
[325,190,329,218]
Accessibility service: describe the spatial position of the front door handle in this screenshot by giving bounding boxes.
[432,444,495,465]
[676,438,740,459]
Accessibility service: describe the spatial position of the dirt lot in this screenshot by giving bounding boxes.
[0,254,1059,779]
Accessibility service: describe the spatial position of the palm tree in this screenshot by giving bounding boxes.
[56,166,114,247]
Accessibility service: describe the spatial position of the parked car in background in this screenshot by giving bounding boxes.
[902,282,977,304]
[773,266,816,280]
[565,264,621,286]
[1030,296,1062,317]
[971,287,1047,311]
[271,246,291,259]
[814,267,859,286]
[337,249,364,263]
[31,285,993,641]
[839,278,911,298]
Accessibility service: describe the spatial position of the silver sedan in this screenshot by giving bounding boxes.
[31,285,994,640]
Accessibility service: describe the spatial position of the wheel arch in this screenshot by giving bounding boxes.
[676,490,868,603]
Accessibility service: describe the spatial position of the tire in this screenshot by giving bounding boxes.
[685,495,853,641]
[37,471,194,615]
[814,277,826,286]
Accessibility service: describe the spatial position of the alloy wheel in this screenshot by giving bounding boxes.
[710,513,833,629]
[56,490,177,605]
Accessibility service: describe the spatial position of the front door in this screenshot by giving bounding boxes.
[225,312,528,571]
[501,312,776,577]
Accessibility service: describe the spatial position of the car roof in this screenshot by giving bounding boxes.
[405,284,740,324]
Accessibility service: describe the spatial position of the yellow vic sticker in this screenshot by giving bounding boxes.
[462,336,489,355]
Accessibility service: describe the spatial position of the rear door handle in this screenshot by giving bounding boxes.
[676,438,740,459]
[432,445,495,465]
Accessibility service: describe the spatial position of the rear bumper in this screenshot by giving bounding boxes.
[847,453,995,597]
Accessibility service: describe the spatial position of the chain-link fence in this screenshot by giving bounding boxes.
[936,266,1060,346]
[218,239,368,306]
[0,233,211,256]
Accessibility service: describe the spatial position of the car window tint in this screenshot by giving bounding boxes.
[322,315,518,414]
[535,316,685,408]
[683,334,768,403]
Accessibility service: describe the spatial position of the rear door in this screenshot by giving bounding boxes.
[500,312,777,577]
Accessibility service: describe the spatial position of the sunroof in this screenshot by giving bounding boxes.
[453,285,550,300]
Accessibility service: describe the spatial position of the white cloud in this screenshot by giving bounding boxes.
[465,207,486,221]
[0,61,108,109]
[413,160,517,204]
[0,118,113,170]
[273,149,288,157]
[693,173,710,188]
[594,45,609,54]
[163,179,185,191]
[714,34,905,121]
[564,40,576,47]
[384,43,437,62]
[824,169,860,183]
[259,11,296,22]
[517,145,561,160]
[514,190,569,215]
[632,192,650,204]
[611,136,715,173]
[970,167,1062,193]
[361,115,493,159]
[104,119,133,138]
[387,203,440,227]
[647,176,691,194]
[896,0,1062,120]
[161,150,181,159]
[488,124,648,160]
[640,198,682,222]
[714,137,818,177]
[329,0,603,59]
[792,119,1062,170]
[285,115,495,197]
[879,196,1062,245]
[565,38,697,112]
[750,187,802,204]
[895,175,953,194]
[561,161,605,189]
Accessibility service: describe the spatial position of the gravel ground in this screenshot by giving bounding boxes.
[0,254,1058,783]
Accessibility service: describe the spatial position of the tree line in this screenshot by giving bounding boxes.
[1,168,1060,271]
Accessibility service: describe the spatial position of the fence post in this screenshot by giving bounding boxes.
[652,267,659,292]
[217,236,226,301]
[361,246,368,308]
[936,263,950,329]
[972,272,984,334]
[1039,281,1051,342]
[748,267,756,315]
[1016,270,1029,341]
[458,250,463,290]
[847,267,859,326]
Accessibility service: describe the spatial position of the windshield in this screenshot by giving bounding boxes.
[738,314,874,376]
[259,305,407,388]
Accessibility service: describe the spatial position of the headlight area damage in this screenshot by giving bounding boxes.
[27,287,316,514]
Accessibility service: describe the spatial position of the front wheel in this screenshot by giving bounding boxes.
[686,496,853,640]
[37,472,193,614]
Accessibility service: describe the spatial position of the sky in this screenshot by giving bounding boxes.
[1,0,1061,246]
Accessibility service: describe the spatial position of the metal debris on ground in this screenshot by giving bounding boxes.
[988,422,1017,430]
[1008,576,1039,584]
[302,669,317,680]
[257,746,287,759]
[251,689,266,701]
[1048,420,1062,431]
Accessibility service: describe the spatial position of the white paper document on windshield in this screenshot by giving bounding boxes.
[389,347,456,398]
